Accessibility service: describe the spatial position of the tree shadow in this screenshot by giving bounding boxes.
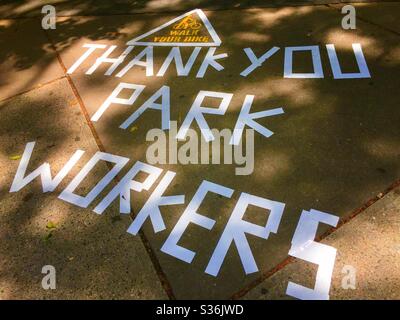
[0,1,399,299]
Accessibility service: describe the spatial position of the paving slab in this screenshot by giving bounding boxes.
[243,185,400,299]
[42,4,400,299]
[0,78,167,299]
[0,18,64,101]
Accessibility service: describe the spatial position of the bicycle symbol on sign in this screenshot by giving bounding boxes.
[173,15,202,30]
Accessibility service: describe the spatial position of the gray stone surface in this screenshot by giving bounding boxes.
[243,186,400,299]
[49,5,400,298]
[0,78,167,299]
[0,18,64,101]
[0,1,399,300]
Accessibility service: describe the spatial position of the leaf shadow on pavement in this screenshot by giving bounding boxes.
[0,1,399,299]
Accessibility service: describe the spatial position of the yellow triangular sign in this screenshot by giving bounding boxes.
[126,9,221,47]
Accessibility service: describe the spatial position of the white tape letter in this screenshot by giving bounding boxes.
[230,95,284,145]
[157,47,201,77]
[116,46,154,77]
[205,192,285,276]
[93,161,163,215]
[10,142,84,193]
[86,45,134,76]
[240,47,280,77]
[196,47,227,78]
[91,83,145,122]
[120,85,170,130]
[286,209,339,300]
[127,170,184,235]
[59,152,129,208]
[177,91,233,142]
[284,46,324,78]
[326,43,370,79]
[161,180,234,263]
[67,43,107,74]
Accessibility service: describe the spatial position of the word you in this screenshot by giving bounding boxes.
[67,43,371,79]
[11,141,339,300]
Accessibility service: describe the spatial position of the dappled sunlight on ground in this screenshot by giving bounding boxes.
[0,0,399,300]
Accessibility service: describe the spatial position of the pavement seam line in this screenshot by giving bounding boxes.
[229,177,400,299]
[21,4,398,299]
[40,24,176,300]
[0,76,67,104]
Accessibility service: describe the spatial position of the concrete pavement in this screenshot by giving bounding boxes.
[0,78,167,299]
[242,184,400,299]
[0,1,399,299]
